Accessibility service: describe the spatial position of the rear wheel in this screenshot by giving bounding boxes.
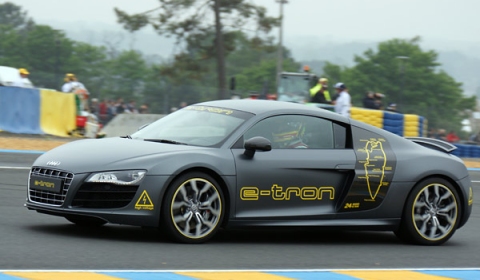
[161,172,224,243]
[395,178,460,245]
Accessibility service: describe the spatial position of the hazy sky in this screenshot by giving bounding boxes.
[7,0,480,58]
[9,0,480,40]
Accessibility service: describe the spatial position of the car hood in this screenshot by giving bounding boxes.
[33,137,209,173]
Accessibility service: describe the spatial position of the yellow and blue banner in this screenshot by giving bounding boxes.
[0,87,76,137]
[39,89,76,137]
[0,87,43,134]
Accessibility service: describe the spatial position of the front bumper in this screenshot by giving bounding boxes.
[26,168,170,227]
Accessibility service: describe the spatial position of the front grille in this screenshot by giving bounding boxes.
[72,183,139,208]
[29,167,74,206]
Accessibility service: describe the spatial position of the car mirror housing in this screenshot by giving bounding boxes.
[244,136,272,157]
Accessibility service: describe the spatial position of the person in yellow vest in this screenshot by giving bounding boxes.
[309,78,331,104]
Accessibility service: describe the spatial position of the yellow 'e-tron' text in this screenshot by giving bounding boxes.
[240,184,334,201]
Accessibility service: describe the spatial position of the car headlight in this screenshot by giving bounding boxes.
[86,170,146,185]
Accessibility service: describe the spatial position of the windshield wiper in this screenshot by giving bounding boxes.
[144,139,188,145]
[120,135,132,139]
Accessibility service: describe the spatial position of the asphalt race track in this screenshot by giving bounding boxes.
[1,151,479,279]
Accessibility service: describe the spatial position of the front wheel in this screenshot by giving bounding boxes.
[161,172,224,243]
[395,177,460,245]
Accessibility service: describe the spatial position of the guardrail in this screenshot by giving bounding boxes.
[350,107,427,137]
[309,104,427,137]
[0,89,476,158]
[0,86,76,137]
[451,143,480,158]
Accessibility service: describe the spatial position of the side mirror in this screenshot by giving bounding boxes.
[244,136,272,157]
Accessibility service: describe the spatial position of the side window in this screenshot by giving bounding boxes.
[333,122,349,149]
[243,115,335,149]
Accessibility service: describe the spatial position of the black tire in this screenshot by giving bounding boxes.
[66,216,107,227]
[395,177,460,245]
[161,172,225,244]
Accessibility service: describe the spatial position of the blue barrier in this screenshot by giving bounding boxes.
[0,87,43,134]
[453,143,480,158]
[419,116,425,136]
[453,144,480,158]
[383,111,404,136]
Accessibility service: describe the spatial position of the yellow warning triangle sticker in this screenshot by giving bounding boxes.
[135,190,154,210]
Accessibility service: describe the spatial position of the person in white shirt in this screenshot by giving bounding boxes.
[12,68,34,88]
[333,82,351,118]
[61,73,88,93]
[61,73,90,111]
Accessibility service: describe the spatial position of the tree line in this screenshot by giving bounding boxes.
[0,2,298,114]
[0,1,475,132]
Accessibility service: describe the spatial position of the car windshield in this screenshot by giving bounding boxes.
[131,105,253,147]
[277,74,311,103]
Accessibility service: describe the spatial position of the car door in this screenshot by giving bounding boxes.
[232,114,357,220]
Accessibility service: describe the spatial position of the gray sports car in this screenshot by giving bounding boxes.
[26,99,473,245]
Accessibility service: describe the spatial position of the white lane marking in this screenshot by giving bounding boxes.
[472,180,480,183]
[0,166,30,170]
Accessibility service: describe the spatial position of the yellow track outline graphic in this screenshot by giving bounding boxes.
[363,139,387,201]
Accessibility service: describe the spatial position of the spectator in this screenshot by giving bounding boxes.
[309,78,331,104]
[139,104,149,114]
[469,132,480,144]
[363,92,380,109]
[363,92,385,110]
[446,130,460,143]
[386,103,401,113]
[98,99,108,124]
[61,73,89,111]
[374,93,385,109]
[127,100,138,113]
[13,68,34,88]
[435,129,447,141]
[115,97,125,114]
[106,99,117,124]
[61,73,88,94]
[90,98,99,116]
[333,82,351,118]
